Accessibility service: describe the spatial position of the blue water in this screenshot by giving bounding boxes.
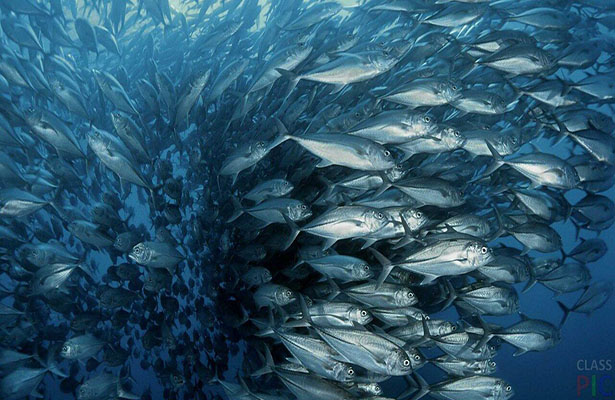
[1,0,615,399]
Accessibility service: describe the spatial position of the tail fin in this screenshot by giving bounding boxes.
[41,347,68,378]
[392,214,423,250]
[117,383,140,400]
[439,279,457,312]
[399,372,430,400]
[481,141,506,177]
[487,205,505,241]
[281,213,300,250]
[559,248,568,264]
[251,343,276,377]
[270,118,291,150]
[521,261,537,294]
[275,68,301,99]
[227,197,245,223]
[474,317,495,351]
[297,294,315,326]
[370,248,394,291]
[557,301,571,328]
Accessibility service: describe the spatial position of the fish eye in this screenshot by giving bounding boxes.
[301,204,307,210]
[424,116,431,123]
[403,359,410,366]
[454,130,460,137]
[384,150,391,157]
[363,265,369,271]
[489,361,496,367]
[62,345,69,352]
[347,367,354,375]
[354,112,361,117]
[407,292,415,298]
[285,290,292,297]
[481,246,488,254]
[451,84,458,91]
[451,325,457,331]
[361,310,367,316]
[506,385,512,392]
[376,212,384,219]
[416,211,422,218]
[414,354,421,361]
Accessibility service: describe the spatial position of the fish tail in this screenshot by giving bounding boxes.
[226,197,244,223]
[281,213,300,250]
[370,248,394,290]
[251,342,275,377]
[557,301,571,328]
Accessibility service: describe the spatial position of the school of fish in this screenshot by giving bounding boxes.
[1,0,615,399]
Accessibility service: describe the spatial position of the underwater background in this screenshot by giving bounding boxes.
[1,0,615,399]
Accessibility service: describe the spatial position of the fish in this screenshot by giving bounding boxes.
[0,1,613,399]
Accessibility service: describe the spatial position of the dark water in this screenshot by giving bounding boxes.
[1,1,614,400]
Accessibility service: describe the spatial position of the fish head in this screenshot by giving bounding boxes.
[67,221,82,235]
[77,382,97,400]
[143,273,159,292]
[18,243,35,261]
[484,360,498,375]
[360,383,382,396]
[436,321,457,336]
[349,306,373,325]
[274,286,296,306]
[352,262,374,281]
[407,112,438,135]
[129,242,151,265]
[171,373,185,388]
[292,42,314,61]
[440,126,466,149]
[407,348,425,369]
[497,130,522,155]
[114,233,133,252]
[250,140,267,159]
[386,348,413,375]
[384,163,407,182]
[437,79,462,104]
[467,241,494,266]
[394,288,417,307]
[495,380,515,400]
[365,208,390,231]
[332,362,355,383]
[23,245,47,266]
[370,49,399,72]
[86,127,105,148]
[60,341,76,358]
[401,208,429,232]
[110,111,127,129]
[288,202,312,222]
[23,106,42,125]
[91,204,106,219]
[261,269,273,283]
[49,76,66,92]
[489,93,508,114]
[368,145,396,170]
[274,179,294,196]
